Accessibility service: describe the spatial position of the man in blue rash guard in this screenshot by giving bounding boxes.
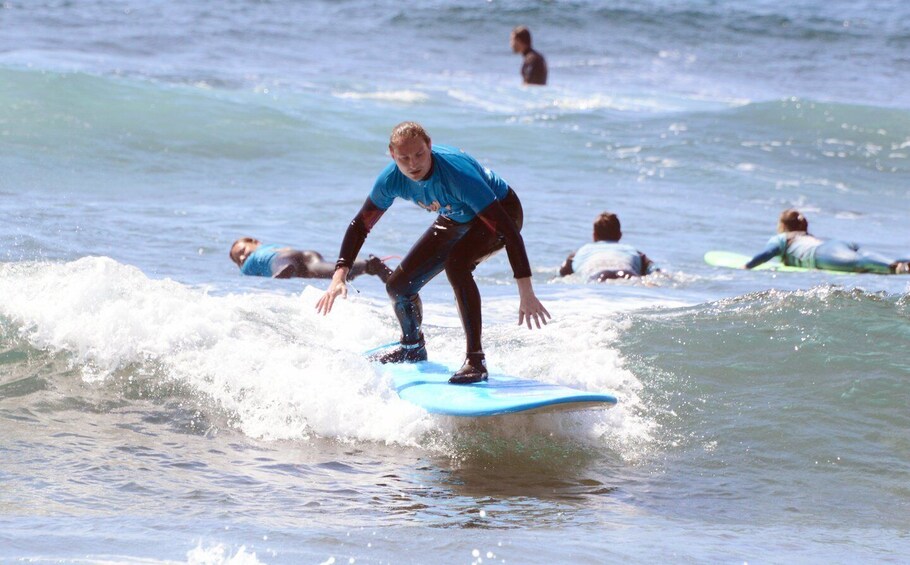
[559,211,658,281]
[744,209,910,274]
[315,121,551,384]
[230,237,391,281]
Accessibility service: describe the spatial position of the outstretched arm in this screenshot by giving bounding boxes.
[744,238,784,269]
[334,198,386,271]
[517,277,551,329]
[316,266,350,314]
[475,200,550,329]
[475,200,532,279]
[315,198,386,315]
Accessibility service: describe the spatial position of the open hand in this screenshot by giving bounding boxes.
[315,268,350,315]
[516,276,551,329]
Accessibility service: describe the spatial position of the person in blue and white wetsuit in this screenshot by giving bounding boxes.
[559,212,658,281]
[315,121,550,384]
[744,209,910,274]
[230,237,391,281]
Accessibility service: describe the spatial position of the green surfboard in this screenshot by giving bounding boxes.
[704,250,811,272]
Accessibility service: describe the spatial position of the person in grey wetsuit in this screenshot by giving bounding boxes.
[230,237,391,281]
[744,209,910,274]
[559,212,658,281]
[315,121,550,384]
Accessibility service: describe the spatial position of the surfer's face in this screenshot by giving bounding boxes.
[230,239,260,267]
[510,33,524,53]
[390,137,432,182]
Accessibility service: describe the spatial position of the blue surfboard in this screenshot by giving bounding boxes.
[378,360,617,417]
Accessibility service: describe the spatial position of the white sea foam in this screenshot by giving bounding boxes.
[333,89,429,103]
[186,544,264,565]
[447,85,739,116]
[0,257,660,454]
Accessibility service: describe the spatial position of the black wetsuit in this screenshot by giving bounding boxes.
[278,251,366,279]
[336,189,527,354]
[521,48,548,86]
[242,246,367,279]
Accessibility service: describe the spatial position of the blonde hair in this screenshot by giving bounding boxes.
[229,237,259,266]
[389,121,431,148]
[512,26,532,46]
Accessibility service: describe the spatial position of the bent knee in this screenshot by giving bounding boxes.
[444,257,477,281]
[386,269,418,299]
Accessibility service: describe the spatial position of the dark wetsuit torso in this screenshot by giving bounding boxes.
[240,246,365,279]
[521,48,547,85]
[279,250,336,279]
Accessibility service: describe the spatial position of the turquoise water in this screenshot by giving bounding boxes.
[1,1,909,563]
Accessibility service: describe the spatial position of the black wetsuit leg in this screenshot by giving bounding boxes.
[386,189,523,350]
[445,190,523,353]
[385,221,472,345]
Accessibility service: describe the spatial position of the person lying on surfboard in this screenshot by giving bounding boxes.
[744,209,910,274]
[559,211,658,281]
[230,237,392,281]
[315,121,551,385]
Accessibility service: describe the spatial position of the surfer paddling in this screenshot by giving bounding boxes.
[230,237,392,281]
[316,121,550,384]
[744,209,910,274]
[559,211,658,281]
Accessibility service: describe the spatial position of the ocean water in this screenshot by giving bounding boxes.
[1,1,909,563]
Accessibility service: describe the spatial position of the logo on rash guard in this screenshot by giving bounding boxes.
[417,200,453,215]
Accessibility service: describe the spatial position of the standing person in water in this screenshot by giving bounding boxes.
[315,121,551,384]
[559,212,658,281]
[230,237,392,281]
[510,26,548,86]
[744,209,910,274]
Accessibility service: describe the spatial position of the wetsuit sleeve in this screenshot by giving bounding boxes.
[640,253,658,275]
[335,197,386,270]
[559,252,575,276]
[745,235,785,269]
[475,200,533,279]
